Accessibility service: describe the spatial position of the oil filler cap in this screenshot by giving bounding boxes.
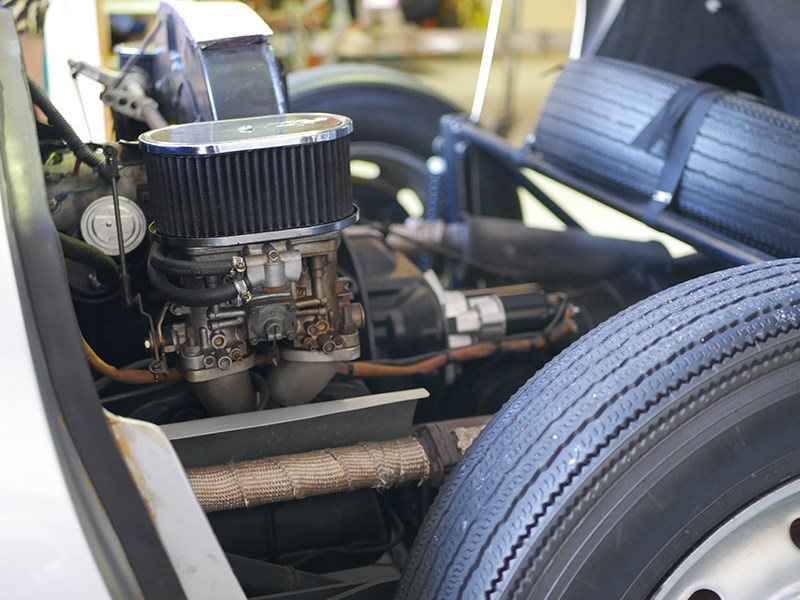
[80,195,147,255]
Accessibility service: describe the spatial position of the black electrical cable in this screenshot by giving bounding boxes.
[149,242,233,277]
[26,74,112,182]
[100,380,182,404]
[69,287,121,306]
[58,232,118,280]
[147,260,239,306]
[108,386,197,423]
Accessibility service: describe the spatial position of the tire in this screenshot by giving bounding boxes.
[534,57,800,258]
[398,258,800,599]
[287,63,521,221]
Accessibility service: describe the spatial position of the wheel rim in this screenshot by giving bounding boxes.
[653,478,800,600]
[349,142,429,223]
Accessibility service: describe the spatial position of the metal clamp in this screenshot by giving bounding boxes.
[233,278,252,303]
[652,190,674,205]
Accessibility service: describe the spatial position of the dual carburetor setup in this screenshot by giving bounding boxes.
[139,113,364,415]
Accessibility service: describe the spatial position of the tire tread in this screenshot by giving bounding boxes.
[398,259,800,599]
[534,58,800,257]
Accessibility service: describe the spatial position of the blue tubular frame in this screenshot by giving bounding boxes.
[437,113,775,266]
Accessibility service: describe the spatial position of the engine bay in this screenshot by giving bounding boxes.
[22,1,741,596]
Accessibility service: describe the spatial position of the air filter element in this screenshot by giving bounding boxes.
[139,113,356,246]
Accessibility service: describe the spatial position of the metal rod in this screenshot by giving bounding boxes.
[110,16,163,89]
[497,0,521,135]
[506,165,582,229]
[521,152,773,265]
[104,144,135,307]
[441,115,470,222]
[442,116,773,265]
[441,114,581,228]
[569,0,588,59]
[470,0,505,123]
[110,173,126,264]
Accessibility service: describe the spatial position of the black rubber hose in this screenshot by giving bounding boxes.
[149,242,233,277]
[27,74,112,182]
[147,260,238,306]
[58,232,118,281]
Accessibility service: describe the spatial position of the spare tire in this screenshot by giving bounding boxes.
[288,63,521,222]
[399,258,800,599]
[534,57,800,258]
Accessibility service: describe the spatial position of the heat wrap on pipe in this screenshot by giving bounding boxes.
[187,425,485,512]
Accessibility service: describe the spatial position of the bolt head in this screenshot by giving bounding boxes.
[268,250,280,262]
[426,155,447,175]
[144,339,152,349]
[242,291,253,302]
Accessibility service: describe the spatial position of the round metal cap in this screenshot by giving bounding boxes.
[138,113,353,156]
[80,196,147,255]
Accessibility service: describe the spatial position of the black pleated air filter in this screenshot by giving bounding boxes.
[139,113,355,244]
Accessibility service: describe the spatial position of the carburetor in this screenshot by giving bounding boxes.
[139,113,363,415]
